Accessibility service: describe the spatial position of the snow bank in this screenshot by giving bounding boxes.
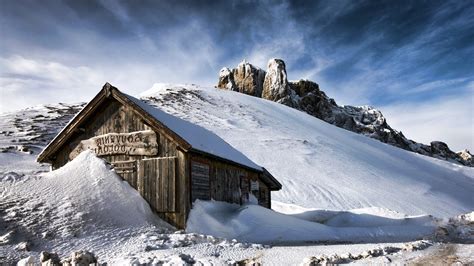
[186,200,436,244]
[1,150,171,259]
[38,150,165,228]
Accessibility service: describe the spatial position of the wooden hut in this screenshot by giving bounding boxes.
[37,83,282,228]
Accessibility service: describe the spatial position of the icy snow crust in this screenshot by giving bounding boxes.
[141,83,474,218]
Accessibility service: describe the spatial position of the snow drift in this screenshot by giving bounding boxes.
[1,150,171,261]
[187,200,436,244]
[30,150,164,229]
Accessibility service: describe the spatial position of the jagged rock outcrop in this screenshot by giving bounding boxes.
[217,60,265,97]
[218,67,236,91]
[217,59,473,167]
[262,59,294,105]
[457,150,472,165]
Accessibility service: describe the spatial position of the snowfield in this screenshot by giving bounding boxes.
[1,83,473,264]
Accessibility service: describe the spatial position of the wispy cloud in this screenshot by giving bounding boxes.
[0,55,103,112]
[0,0,472,150]
[380,94,474,151]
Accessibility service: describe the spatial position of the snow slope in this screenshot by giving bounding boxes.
[140,83,474,218]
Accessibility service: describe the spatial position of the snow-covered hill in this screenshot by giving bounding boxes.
[218,59,473,167]
[1,84,472,218]
[1,83,473,264]
[140,83,474,218]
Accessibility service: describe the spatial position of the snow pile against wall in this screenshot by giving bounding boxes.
[186,200,436,244]
[37,150,163,228]
[1,150,171,260]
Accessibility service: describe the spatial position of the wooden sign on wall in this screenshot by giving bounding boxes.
[69,130,158,159]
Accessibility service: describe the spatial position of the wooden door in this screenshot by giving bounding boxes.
[137,157,177,212]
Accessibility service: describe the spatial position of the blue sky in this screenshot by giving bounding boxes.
[0,0,473,151]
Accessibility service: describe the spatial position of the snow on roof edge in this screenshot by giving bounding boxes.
[122,92,263,172]
[37,84,263,172]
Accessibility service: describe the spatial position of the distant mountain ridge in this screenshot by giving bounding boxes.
[217,59,473,167]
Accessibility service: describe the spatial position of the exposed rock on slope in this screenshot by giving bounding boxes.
[262,59,295,106]
[0,103,85,154]
[218,60,265,97]
[217,59,472,166]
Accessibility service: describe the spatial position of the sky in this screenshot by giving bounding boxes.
[0,0,473,151]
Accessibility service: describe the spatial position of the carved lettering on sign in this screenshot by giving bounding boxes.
[69,130,158,160]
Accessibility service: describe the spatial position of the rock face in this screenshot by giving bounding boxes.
[217,67,236,91]
[217,60,266,97]
[457,149,473,165]
[262,59,293,104]
[217,59,473,167]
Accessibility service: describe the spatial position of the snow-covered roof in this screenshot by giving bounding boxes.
[122,92,263,171]
[37,83,264,173]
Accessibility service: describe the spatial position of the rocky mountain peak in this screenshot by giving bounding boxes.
[262,59,293,104]
[217,58,473,167]
[217,59,266,97]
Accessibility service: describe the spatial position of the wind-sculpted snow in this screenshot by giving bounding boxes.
[141,83,474,217]
[187,200,436,244]
[0,151,171,261]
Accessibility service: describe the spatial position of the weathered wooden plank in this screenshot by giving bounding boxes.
[150,159,156,212]
[169,157,176,212]
[147,161,152,204]
[137,160,144,195]
[159,159,168,210]
[191,160,210,202]
[165,157,170,211]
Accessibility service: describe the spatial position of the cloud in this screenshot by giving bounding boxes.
[0,55,103,112]
[0,0,472,150]
[380,94,474,152]
[407,78,471,94]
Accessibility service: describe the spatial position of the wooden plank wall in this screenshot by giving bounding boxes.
[257,181,270,208]
[212,167,244,204]
[137,157,177,212]
[190,154,269,206]
[191,161,211,202]
[113,160,137,189]
[52,99,178,169]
